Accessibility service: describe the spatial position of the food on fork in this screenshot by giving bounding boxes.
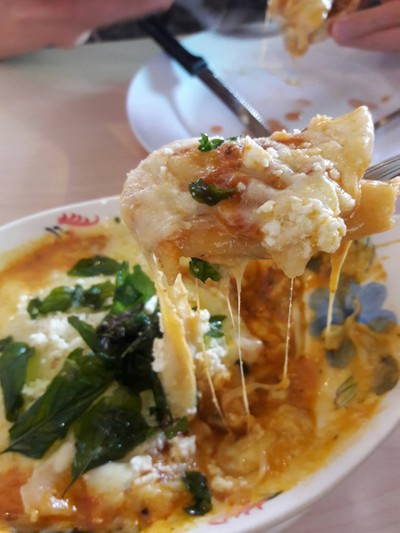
[268,0,361,56]
[121,106,397,282]
[0,107,399,533]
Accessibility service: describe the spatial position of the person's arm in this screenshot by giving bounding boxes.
[0,0,173,59]
[330,0,400,52]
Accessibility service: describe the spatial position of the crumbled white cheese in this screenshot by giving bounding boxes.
[144,294,158,314]
[132,432,166,456]
[196,337,229,379]
[169,435,196,463]
[130,455,154,476]
[210,475,235,492]
[242,136,274,169]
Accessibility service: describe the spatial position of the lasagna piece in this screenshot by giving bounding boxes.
[121,106,398,282]
[268,0,361,56]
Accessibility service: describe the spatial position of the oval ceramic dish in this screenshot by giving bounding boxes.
[0,197,399,533]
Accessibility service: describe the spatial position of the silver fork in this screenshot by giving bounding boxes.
[364,154,400,182]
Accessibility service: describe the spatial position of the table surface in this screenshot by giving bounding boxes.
[0,38,399,533]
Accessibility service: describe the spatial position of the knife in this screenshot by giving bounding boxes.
[138,17,270,137]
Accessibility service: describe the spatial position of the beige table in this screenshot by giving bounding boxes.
[0,38,399,533]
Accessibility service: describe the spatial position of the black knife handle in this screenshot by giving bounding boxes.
[138,17,207,76]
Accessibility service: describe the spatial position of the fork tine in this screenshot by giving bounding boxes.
[364,154,400,182]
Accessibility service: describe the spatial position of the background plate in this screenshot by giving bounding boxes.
[127,31,400,163]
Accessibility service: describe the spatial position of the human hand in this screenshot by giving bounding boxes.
[330,0,400,52]
[0,0,173,59]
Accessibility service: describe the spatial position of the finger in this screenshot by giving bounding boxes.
[333,26,400,51]
[5,0,174,53]
[331,1,400,42]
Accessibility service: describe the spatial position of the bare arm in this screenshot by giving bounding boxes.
[330,0,400,52]
[0,0,173,59]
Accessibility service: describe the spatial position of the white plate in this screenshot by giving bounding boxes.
[1,198,400,532]
[127,31,400,164]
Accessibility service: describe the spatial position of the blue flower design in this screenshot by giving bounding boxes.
[309,279,397,337]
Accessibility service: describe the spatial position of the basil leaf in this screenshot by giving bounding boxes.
[149,372,173,427]
[5,348,111,458]
[188,178,236,206]
[0,340,35,422]
[111,264,155,315]
[69,390,152,489]
[205,315,226,338]
[27,286,82,318]
[68,316,105,354]
[182,471,212,516]
[198,133,224,152]
[81,281,115,309]
[70,308,170,426]
[164,417,189,439]
[68,256,121,277]
[27,282,115,318]
[189,258,221,283]
[0,336,13,351]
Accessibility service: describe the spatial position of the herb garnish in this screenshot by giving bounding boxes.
[198,133,224,152]
[68,255,121,277]
[182,471,213,516]
[0,337,35,422]
[188,178,236,206]
[28,281,115,318]
[164,416,189,440]
[68,389,153,490]
[5,348,111,458]
[3,260,181,484]
[189,258,221,283]
[205,315,226,338]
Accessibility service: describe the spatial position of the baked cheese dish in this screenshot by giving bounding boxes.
[0,107,399,532]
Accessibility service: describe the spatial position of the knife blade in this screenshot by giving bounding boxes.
[138,17,270,137]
